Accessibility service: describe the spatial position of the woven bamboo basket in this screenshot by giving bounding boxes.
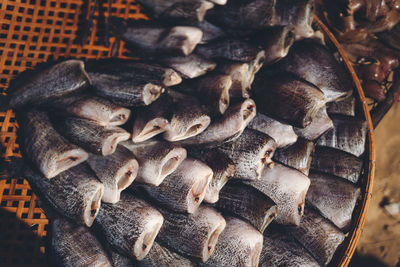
[0,1,375,266]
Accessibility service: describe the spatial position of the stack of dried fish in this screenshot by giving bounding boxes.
[0,0,369,266]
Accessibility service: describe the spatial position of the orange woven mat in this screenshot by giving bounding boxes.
[0,0,146,265]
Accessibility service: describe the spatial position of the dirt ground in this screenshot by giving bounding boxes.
[351,102,400,267]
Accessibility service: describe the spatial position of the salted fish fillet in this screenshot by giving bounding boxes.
[160,54,216,79]
[294,106,334,141]
[18,109,88,179]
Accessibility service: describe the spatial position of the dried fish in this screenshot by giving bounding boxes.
[244,163,310,225]
[50,218,112,267]
[157,205,226,262]
[108,249,135,267]
[285,208,346,266]
[216,61,250,98]
[141,158,213,213]
[87,146,138,203]
[122,140,187,186]
[56,117,130,156]
[316,115,367,157]
[294,107,334,141]
[199,216,263,267]
[179,99,256,147]
[216,181,277,233]
[254,71,326,128]
[197,21,226,43]
[377,23,400,51]
[188,149,235,203]
[307,171,361,231]
[3,60,90,110]
[17,110,88,179]
[160,54,216,79]
[310,146,363,183]
[163,91,211,142]
[277,39,353,102]
[217,129,276,180]
[260,225,320,267]
[138,241,195,267]
[247,113,298,148]
[273,138,314,176]
[95,193,164,260]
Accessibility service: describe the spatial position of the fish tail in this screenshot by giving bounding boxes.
[0,157,26,180]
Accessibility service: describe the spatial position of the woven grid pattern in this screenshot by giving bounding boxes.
[0,0,146,265]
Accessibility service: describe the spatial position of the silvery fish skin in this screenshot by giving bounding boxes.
[179,99,256,147]
[95,193,164,260]
[316,115,367,157]
[27,163,104,227]
[217,129,276,180]
[254,71,326,128]
[52,94,132,127]
[188,149,236,203]
[160,54,216,79]
[216,61,251,99]
[199,216,264,267]
[216,182,277,233]
[87,146,138,203]
[3,60,90,110]
[112,19,203,56]
[294,107,334,141]
[326,96,356,117]
[50,218,112,267]
[121,140,187,186]
[244,163,310,226]
[277,39,353,102]
[260,225,320,267]
[197,21,226,44]
[141,158,213,214]
[307,171,361,231]
[310,146,363,183]
[273,138,314,176]
[56,117,130,156]
[18,110,88,179]
[275,0,315,39]
[108,249,135,267]
[138,241,195,267]
[156,205,226,262]
[285,208,346,266]
[131,95,173,143]
[163,91,211,142]
[196,39,265,62]
[247,113,298,148]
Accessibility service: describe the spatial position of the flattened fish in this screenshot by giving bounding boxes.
[197,21,226,43]
[216,61,251,98]
[160,54,216,79]
[199,216,263,267]
[108,249,135,267]
[95,193,164,260]
[285,208,346,266]
[254,71,326,128]
[217,129,276,180]
[179,99,256,147]
[141,158,213,213]
[3,60,90,110]
[216,181,277,233]
[122,140,187,186]
[310,146,363,183]
[18,110,88,179]
[138,241,195,267]
[307,171,361,231]
[244,163,310,225]
[294,107,334,141]
[316,115,367,157]
[156,205,226,262]
[87,146,138,203]
[260,225,320,267]
[277,39,353,102]
[188,149,235,203]
[247,113,298,148]
[273,138,314,176]
[50,218,112,267]
[56,117,130,156]
[163,91,211,141]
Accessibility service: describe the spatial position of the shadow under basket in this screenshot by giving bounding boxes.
[0,1,375,266]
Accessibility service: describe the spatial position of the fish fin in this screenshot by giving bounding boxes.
[0,157,27,180]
